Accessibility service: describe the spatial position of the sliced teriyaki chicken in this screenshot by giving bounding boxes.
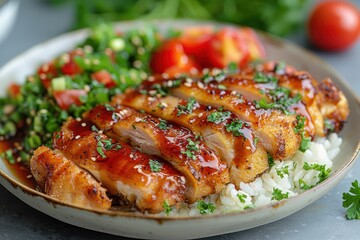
[85,104,229,202]
[54,118,186,213]
[30,146,111,211]
[316,78,349,134]
[137,79,301,160]
[240,61,349,136]
[113,90,269,185]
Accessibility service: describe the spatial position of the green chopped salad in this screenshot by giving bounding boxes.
[0,23,160,164]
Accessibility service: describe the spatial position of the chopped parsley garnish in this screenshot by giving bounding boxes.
[294,115,306,133]
[227,62,238,74]
[276,166,289,178]
[91,125,99,132]
[254,72,278,84]
[237,193,248,204]
[225,119,244,137]
[157,119,169,130]
[177,97,197,116]
[294,114,311,152]
[253,137,259,146]
[299,179,311,190]
[150,84,168,97]
[139,89,148,95]
[95,136,121,158]
[267,153,275,168]
[254,98,274,109]
[149,159,163,172]
[324,118,335,133]
[181,138,199,160]
[163,200,172,216]
[2,150,15,164]
[299,134,311,152]
[303,162,331,183]
[342,180,360,220]
[274,62,286,74]
[218,84,227,90]
[197,200,215,214]
[271,188,289,201]
[202,70,226,84]
[207,111,231,124]
[254,86,302,115]
[104,103,115,111]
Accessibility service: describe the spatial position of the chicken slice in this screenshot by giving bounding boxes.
[241,61,349,136]
[137,79,301,160]
[114,90,269,185]
[85,104,229,202]
[30,146,111,211]
[54,118,186,214]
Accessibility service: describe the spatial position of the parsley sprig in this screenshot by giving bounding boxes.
[197,200,216,214]
[177,97,197,116]
[181,138,199,160]
[272,188,289,201]
[342,180,360,220]
[207,111,231,124]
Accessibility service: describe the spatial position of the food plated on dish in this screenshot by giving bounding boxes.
[0,21,358,239]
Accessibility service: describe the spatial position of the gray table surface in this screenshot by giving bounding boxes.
[0,0,359,239]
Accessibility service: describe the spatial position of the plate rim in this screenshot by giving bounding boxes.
[0,19,359,222]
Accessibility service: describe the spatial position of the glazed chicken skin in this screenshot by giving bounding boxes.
[85,104,230,202]
[53,118,186,213]
[114,90,269,185]
[138,78,301,160]
[30,146,112,211]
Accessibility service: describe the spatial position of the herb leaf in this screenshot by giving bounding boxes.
[177,97,197,116]
[272,188,289,201]
[149,159,163,172]
[207,111,231,124]
[303,162,331,183]
[181,138,200,160]
[197,200,215,214]
[342,180,360,220]
[225,119,244,137]
[163,200,172,216]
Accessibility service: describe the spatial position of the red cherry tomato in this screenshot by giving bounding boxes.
[178,26,214,56]
[61,60,83,76]
[308,0,360,51]
[91,70,116,88]
[53,89,87,110]
[7,83,21,98]
[202,27,250,69]
[239,28,266,67]
[37,62,58,89]
[150,39,194,74]
[164,58,200,77]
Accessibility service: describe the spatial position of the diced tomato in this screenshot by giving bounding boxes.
[37,62,58,89]
[202,27,250,69]
[61,59,83,76]
[53,89,87,110]
[91,70,116,88]
[7,83,21,98]
[179,26,214,56]
[239,28,266,67]
[164,58,200,78]
[150,39,191,74]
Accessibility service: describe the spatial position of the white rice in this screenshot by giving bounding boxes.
[161,133,342,216]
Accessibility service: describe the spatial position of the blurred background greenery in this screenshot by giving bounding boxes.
[48,0,311,36]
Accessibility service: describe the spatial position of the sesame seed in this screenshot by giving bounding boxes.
[133,60,142,68]
[198,113,204,118]
[160,102,168,108]
[167,81,173,87]
[189,119,195,124]
[186,78,193,83]
[161,73,169,79]
[147,97,155,102]
[76,117,81,122]
[91,157,96,161]
[98,130,104,134]
[148,76,155,82]
[84,59,91,65]
[26,175,33,179]
[81,122,87,127]
[184,82,192,87]
[93,59,100,65]
[137,47,145,55]
[130,154,134,159]
[135,117,142,123]
[197,81,205,89]
[149,90,157,96]
[231,90,237,95]
[190,68,198,75]
[75,135,80,140]
[16,157,21,162]
[246,146,251,150]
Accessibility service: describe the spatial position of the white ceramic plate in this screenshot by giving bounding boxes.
[0,20,359,240]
